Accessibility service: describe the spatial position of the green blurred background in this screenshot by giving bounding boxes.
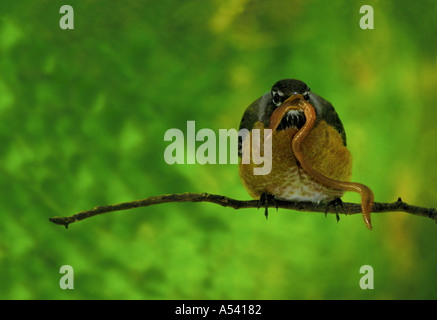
[1,0,436,299]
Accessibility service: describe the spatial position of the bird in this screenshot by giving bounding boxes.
[238,79,374,229]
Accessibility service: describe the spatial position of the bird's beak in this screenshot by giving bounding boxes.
[269,94,306,131]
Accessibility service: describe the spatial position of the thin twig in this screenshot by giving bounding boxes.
[48,193,437,229]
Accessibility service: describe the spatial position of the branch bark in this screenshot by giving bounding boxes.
[48,193,437,229]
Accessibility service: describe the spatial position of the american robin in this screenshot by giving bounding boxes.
[238,79,374,229]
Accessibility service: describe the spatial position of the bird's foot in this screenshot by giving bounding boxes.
[258,193,278,219]
[325,197,347,224]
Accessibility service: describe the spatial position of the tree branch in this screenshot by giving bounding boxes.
[48,193,437,229]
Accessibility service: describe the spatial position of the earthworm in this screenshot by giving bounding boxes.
[269,95,374,230]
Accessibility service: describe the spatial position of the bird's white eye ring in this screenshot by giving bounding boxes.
[272,90,283,106]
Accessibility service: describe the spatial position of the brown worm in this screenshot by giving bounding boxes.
[269,95,374,230]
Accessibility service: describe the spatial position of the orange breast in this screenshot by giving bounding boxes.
[239,120,353,202]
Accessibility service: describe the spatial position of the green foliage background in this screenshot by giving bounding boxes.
[1,0,437,299]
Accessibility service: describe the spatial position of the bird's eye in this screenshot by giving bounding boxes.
[303,92,310,101]
[272,90,283,106]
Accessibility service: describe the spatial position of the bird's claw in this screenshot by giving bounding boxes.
[325,198,346,224]
[258,193,277,219]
